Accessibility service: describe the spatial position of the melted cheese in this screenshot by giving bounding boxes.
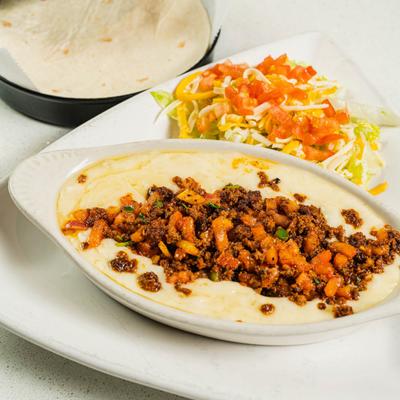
[58,151,400,324]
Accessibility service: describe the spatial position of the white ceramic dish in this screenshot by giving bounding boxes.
[8,138,400,345]
[1,32,400,398]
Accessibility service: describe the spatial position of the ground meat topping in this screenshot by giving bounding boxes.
[63,176,400,319]
[341,208,363,228]
[77,174,87,184]
[333,304,354,318]
[293,193,307,203]
[110,251,137,273]
[260,303,275,316]
[257,171,269,188]
[174,284,192,296]
[137,272,162,292]
[257,171,280,191]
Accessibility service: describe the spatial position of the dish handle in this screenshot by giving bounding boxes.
[8,150,86,234]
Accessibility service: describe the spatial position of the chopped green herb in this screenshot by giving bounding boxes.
[209,271,220,282]
[224,184,241,189]
[207,202,221,209]
[313,278,321,285]
[138,213,148,223]
[153,200,164,208]
[115,241,133,247]
[275,226,289,241]
[180,202,190,210]
[123,205,135,213]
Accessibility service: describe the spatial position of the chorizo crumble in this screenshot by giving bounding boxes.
[293,193,307,203]
[110,251,137,273]
[77,174,87,184]
[260,303,275,315]
[62,176,400,318]
[137,272,162,292]
[341,208,363,228]
[257,171,280,191]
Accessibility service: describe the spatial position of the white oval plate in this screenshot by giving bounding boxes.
[8,138,400,345]
[1,32,400,399]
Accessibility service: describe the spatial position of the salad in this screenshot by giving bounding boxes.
[152,54,399,191]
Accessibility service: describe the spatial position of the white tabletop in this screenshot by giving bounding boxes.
[0,0,399,398]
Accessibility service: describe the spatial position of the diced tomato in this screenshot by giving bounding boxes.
[270,127,290,139]
[267,106,296,139]
[220,62,248,79]
[256,88,283,104]
[310,117,340,138]
[225,85,237,100]
[288,65,305,81]
[335,110,350,124]
[256,54,288,75]
[315,134,343,145]
[306,65,317,77]
[208,60,248,79]
[248,79,269,99]
[196,116,211,133]
[236,96,258,115]
[274,54,288,65]
[290,87,308,101]
[213,102,231,118]
[256,55,274,74]
[321,100,350,124]
[224,85,257,115]
[199,73,217,91]
[237,82,251,94]
[303,145,333,161]
[269,106,293,127]
[256,81,287,103]
[322,99,336,118]
[292,116,321,145]
[273,78,294,93]
[295,130,318,145]
[270,64,291,76]
[288,65,317,83]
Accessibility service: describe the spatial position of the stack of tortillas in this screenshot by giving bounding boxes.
[0,0,210,98]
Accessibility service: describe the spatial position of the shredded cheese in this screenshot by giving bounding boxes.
[243,68,271,84]
[281,104,329,111]
[369,182,388,196]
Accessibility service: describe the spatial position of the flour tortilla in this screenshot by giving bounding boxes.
[0,0,210,98]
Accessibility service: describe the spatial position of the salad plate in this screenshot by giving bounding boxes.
[1,32,400,399]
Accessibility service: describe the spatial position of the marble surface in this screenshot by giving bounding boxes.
[0,0,399,398]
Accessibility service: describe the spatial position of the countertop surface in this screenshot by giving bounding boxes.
[0,0,399,399]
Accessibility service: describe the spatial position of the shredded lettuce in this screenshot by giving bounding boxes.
[151,90,174,108]
[342,119,385,186]
[287,59,308,67]
[346,155,363,185]
[348,102,400,127]
[151,90,179,119]
[224,127,249,143]
[353,119,380,142]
